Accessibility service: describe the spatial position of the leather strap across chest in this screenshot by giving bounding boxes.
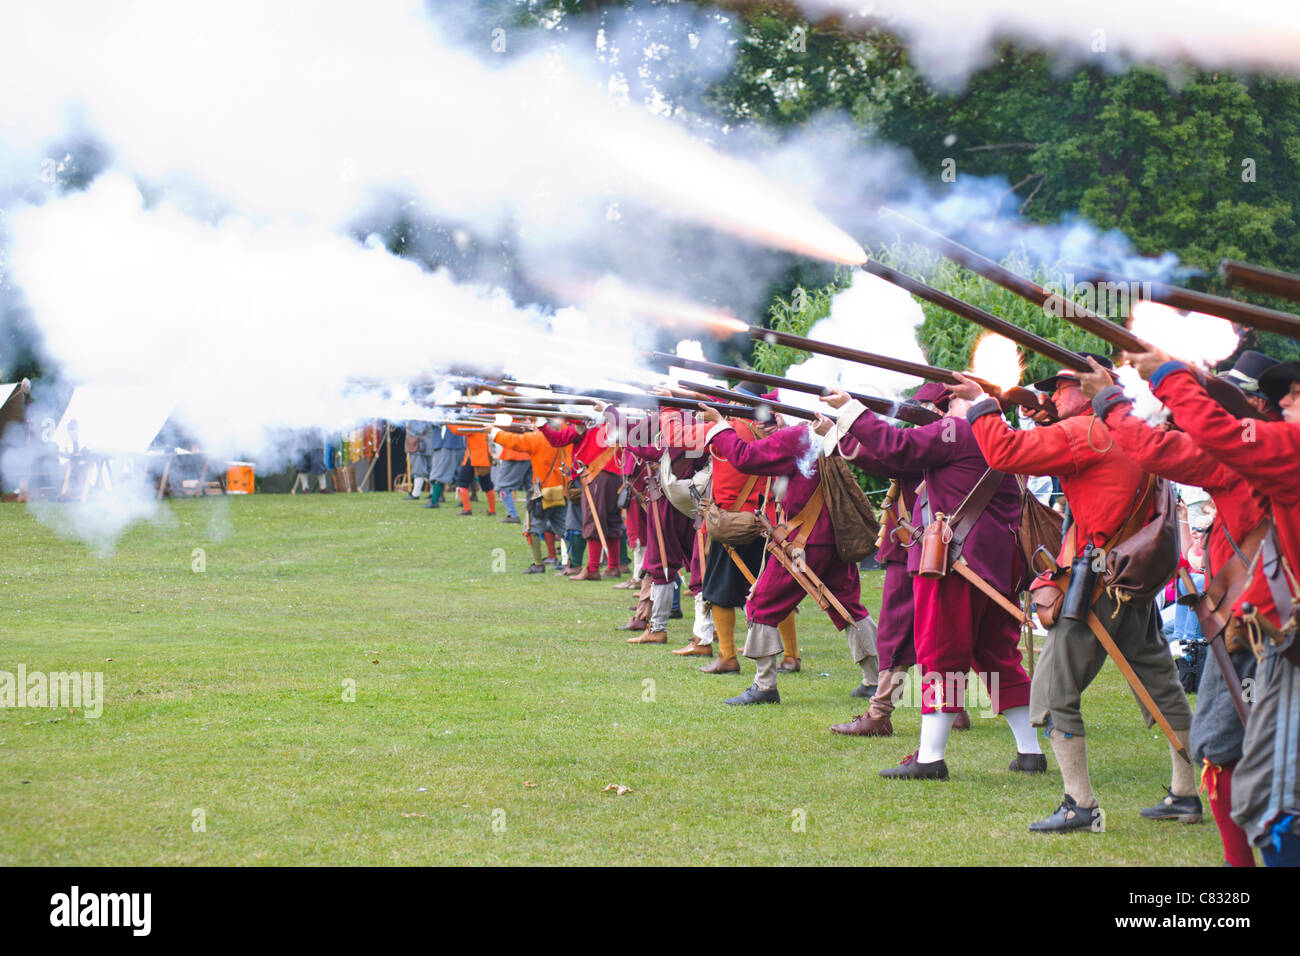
[580,445,618,485]
[776,486,824,552]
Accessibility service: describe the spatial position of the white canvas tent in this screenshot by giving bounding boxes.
[53,385,177,499]
[53,385,175,456]
[0,381,31,497]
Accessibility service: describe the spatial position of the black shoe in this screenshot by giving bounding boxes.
[1139,787,1203,824]
[457,510,472,516]
[879,751,948,780]
[725,684,780,706]
[669,609,683,619]
[501,517,522,524]
[1028,794,1102,833]
[1009,752,1048,773]
[523,564,546,574]
[850,683,877,699]
[423,498,440,508]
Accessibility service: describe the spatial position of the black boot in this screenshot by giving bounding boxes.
[1028,794,1102,833]
[879,751,948,781]
[725,684,780,706]
[1139,787,1203,824]
[1009,752,1048,773]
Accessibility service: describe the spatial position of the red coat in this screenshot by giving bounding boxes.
[708,422,832,548]
[659,408,767,515]
[539,421,624,475]
[1100,402,1269,578]
[969,402,1152,563]
[1150,364,1300,625]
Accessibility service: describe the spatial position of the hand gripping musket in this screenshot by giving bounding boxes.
[642,351,941,427]
[744,327,1054,421]
[879,208,1270,422]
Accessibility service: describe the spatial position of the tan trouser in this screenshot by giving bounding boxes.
[1030,590,1192,737]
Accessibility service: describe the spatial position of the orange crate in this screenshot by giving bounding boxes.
[226,463,255,494]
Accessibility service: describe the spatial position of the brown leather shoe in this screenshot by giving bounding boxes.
[570,568,602,581]
[953,710,971,731]
[615,618,648,632]
[699,656,740,674]
[627,630,667,644]
[777,656,801,673]
[830,713,894,736]
[605,567,623,579]
[672,638,713,657]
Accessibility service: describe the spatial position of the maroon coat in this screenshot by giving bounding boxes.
[625,444,694,582]
[709,423,832,546]
[708,421,868,629]
[845,409,1025,596]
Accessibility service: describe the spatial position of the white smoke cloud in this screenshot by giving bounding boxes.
[778,270,929,412]
[0,0,862,264]
[793,1,1300,86]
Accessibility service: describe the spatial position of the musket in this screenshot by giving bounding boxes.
[547,384,766,421]
[673,379,828,423]
[642,350,940,426]
[746,327,1049,419]
[1220,259,1300,305]
[881,208,1269,421]
[1080,267,1300,341]
[861,259,1092,372]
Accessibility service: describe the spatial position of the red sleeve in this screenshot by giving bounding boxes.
[1101,404,1235,492]
[538,423,579,448]
[659,408,707,451]
[970,412,1089,477]
[1153,367,1300,505]
[709,424,804,477]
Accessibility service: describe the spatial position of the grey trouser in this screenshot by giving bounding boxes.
[1231,640,1300,847]
[845,615,879,686]
[1030,589,1192,737]
[649,582,675,633]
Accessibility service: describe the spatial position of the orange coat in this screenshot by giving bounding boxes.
[492,428,569,489]
[448,426,491,468]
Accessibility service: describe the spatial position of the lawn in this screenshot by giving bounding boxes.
[0,494,1222,865]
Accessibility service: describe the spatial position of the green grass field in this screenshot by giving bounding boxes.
[0,494,1222,865]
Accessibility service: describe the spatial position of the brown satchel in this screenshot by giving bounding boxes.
[819,455,881,564]
[703,474,762,546]
[1031,474,1161,628]
[1193,518,1270,654]
[1018,478,1064,574]
[1101,476,1178,605]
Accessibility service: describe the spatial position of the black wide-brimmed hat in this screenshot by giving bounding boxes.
[1033,352,1113,392]
[1259,360,1300,403]
[1217,350,1279,397]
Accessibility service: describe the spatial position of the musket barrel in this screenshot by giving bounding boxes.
[1220,259,1300,305]
[1087,270,1300,341]
[860,259,1092,371]
[643,351,940,426]
[880,207,1148,353]
[748,327,963,383]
